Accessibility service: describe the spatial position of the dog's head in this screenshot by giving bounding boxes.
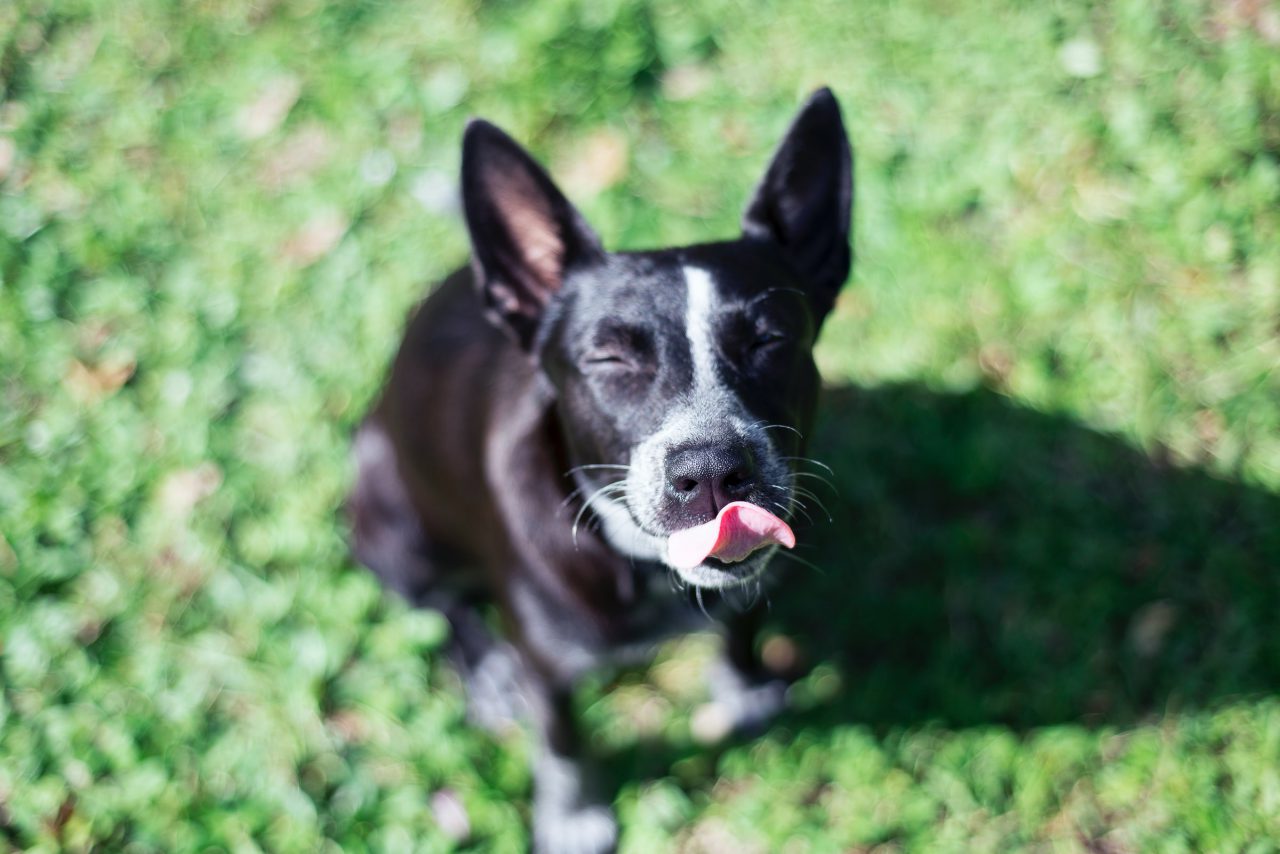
[462,89,852,589]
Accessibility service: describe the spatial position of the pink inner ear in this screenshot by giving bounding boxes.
[667,501,796,570]
[491,173,564,296]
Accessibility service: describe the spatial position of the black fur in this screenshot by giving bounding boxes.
[349,88,853,853]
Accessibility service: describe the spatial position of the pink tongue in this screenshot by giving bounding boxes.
[667,501,796,570]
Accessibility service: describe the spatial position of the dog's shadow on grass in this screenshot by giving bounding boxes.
[599,381,1280,785]
[772,381,1280,731]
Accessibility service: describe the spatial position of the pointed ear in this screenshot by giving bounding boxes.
[741,88,853,320]
[461,119,604,349]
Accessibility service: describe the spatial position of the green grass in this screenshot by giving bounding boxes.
[3,0,1279,850]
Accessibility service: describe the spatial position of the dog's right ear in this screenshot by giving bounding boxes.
[461,120,604,350]
[741,88,853,323]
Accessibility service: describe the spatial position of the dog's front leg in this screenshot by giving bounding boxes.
[703,605,788,737]
[525,669,617,854]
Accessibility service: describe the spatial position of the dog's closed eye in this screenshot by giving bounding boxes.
[585,349,632,366]
[727,314,796,366]
[581,325,653,372]
[749,330,787,353]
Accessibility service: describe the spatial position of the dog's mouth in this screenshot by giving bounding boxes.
[573,471,797,591]
[666,501,795,568]
[662,501,794,590]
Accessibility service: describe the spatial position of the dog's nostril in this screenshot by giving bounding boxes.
[674,477,699,493]
[665,443,758,511]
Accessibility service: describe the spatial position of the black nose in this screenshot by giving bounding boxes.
[665,443,758,517]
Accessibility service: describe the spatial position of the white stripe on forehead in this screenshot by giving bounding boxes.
[683,266,719,393]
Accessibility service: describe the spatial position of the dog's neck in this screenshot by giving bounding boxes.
[486,381,657,615]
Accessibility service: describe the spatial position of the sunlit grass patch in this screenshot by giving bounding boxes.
[2,0,1279,850]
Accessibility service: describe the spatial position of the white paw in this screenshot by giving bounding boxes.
[694,659,788,743]
[465,643,527,734]
[727,677,787,730]
[534,803,618,854]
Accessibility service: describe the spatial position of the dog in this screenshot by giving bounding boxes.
[348,87,852,852]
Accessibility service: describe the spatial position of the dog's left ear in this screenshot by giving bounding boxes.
[741,88,853,322]
[461,119,604,349]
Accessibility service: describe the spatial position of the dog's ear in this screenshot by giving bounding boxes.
[741,88,853,321]
[461,119,604,349]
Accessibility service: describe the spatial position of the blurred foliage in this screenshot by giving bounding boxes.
[1,0,1279,850]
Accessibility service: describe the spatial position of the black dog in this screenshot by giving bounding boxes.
[349,88,852,852]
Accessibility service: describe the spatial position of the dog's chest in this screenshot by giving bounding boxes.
[617,567,709,647]
[514,565,709,678]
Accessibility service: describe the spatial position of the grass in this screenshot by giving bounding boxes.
[2,0,1279,850]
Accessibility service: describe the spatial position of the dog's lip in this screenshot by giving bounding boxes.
[702,552,766,576]
[669,546,776,589]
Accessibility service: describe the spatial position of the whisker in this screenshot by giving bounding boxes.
[757,423,804,439]
[773,498,812,526]
[788,485,833,523]
[564,464,631,478]
[571,481,630,548]
[695,586,710,620]
[782,456,835,475]
[559,490,581,508]
[771,481,832,523]
[773,549,826,576]
[559,474,630,516]
[724,580,761,613]
[668,570,687,594]
[558,484,590,515]
[791,471,839,494]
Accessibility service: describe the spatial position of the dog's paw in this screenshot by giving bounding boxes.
[533,751,617,854]
[464,642,527,734]
[693,659,788,743]
[726,676,788,732]
[533,803,618,854]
